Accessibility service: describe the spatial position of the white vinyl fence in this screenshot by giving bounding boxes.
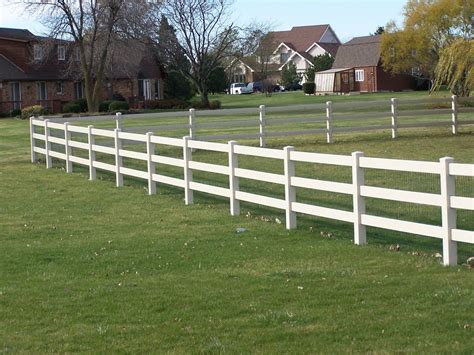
[30,118,473,266]
[45,95,474,147]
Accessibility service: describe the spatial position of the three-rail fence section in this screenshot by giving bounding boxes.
[30,96,474,266]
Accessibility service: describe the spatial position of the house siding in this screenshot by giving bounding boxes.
[0,38,28,70]
[0,28,165,114]
[353,66,377,92]
[376,66,416,91]
[320,27,339,44]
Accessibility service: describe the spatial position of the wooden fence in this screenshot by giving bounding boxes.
[45,95,474,147]
[30,118,474,266]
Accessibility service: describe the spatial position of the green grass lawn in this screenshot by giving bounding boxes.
[1,91,473,353]
[206,90,452,109]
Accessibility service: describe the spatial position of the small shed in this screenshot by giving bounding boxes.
[314,68,353,93]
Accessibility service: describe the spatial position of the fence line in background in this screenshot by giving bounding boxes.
[44,96,474,147]
[30,118,474,266]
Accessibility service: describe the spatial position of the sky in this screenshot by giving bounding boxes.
[0,0,407,43]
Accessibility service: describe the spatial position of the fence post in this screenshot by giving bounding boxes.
[64,122,72,173]
[114,128,123,187]
[228,140,240,216]
[29,117,36,163]
[146,132,156,195]
[284,146,296,229]
[326,101,333,143]
[440,157,457,266]
[183,136,193,205]
[451,95,458,135]
[352,151,366,245]
[88,125,96,180]
[391,98,398,139]
[259,104,266,147]
[189,108,196,139]
[44,119,52,168]
[116,112,122,129]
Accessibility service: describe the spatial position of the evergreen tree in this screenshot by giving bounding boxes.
[158,16,193,100]
[304,53,335,82]
[281,62,301,86]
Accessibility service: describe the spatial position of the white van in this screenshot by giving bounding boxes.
[229,83,252,95]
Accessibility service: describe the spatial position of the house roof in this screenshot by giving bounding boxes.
[0,27,162,82]
[0,27,36,42]
[232,56,281,73]
[316,68,352,74]
[269,25,333,53]
[0,54,28,80]
[332,35,381,68]
[317,42,340,57]
[278,51,313,71]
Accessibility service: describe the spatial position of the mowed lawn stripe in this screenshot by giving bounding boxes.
[1,100,473,352]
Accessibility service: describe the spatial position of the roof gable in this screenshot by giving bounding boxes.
[269,24,331,53]
[0,28,36,42]
[332,35,381,69]
[0,54,27,80]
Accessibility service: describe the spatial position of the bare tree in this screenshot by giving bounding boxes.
[161,0,237,107]
[23,0,156,112]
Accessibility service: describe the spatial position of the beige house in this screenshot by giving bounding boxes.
[229,24,340,84]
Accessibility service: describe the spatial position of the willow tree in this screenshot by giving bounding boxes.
[380,0,473,96]
[433,39,473,97]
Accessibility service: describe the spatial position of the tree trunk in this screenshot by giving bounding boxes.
[200,91,210,108]
[200,83,210,108]
[84,77,94,113]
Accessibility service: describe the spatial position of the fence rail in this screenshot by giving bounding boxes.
[30,118,474,266]
[44,96,474,147]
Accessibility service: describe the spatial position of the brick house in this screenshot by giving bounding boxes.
[314,35,416,93]
[228,24,340,84]
[0,27,164,114]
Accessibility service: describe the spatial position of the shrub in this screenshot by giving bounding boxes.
[63,99,88,113]
[109,100,129,112]
[74,98,88,112]
[145,99,190,110]
[99,101,113,112]
[191,100,222,110]
[21,105,48,120]
[63,102,82,113]
[191,101,206,110]
[10,109,21,117]
[303,82,316,94]
[209,100,221,110]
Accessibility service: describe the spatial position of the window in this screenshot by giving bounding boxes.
[233,74,245,83]
[389,47,395,57]
[138,79,152,100]
[57,45,66,60]
[411,49,417,57]
[280,52,290,63]
[56,81,64,94]
[355,69,365,82]
[74,47,81,62]
[74,81,84,99]
[342,73,349,84]
[10,82,21,110]
[411,67,421,76]
[37,82,48,101]
[33,44,43,60]
[154,79,161,99]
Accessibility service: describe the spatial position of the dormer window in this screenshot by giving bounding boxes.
[33,44,43,60]
[58,45,66,61]
[280,52,290,63]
